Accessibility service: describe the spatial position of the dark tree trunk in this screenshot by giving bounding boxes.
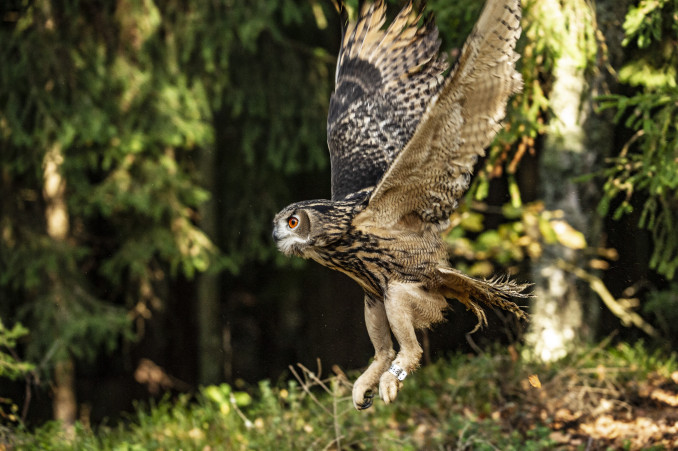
[197,145,224,385]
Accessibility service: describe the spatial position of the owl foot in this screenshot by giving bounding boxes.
[378,371,402,404]
[352,375,378,410]
[355,390,374,410]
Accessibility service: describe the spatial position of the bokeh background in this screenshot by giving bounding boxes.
[1,0,677,430]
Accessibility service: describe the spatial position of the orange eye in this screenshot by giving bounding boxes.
[288,216,299,229]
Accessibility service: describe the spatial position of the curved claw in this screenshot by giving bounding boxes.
[356,390,374,410]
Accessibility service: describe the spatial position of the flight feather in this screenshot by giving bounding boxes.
[357,0,523,228]
[327,0,448,200]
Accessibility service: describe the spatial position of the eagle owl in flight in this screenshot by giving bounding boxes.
[273,0,528,410]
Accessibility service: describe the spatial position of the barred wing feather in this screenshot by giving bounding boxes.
[357,0,523,229]
[327,0,448,201]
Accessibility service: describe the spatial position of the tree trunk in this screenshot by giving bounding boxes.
[53,359,77,426]
[43,144,77,427]
[526,0,614,361]
[197,145,223,385]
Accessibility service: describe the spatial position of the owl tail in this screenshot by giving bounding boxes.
[437,267,531,332]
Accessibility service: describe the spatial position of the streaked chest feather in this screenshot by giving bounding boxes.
[310,227,446,297]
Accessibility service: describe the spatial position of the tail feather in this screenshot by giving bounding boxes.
[437,267,531,331]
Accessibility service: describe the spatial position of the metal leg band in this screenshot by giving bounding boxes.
[388,364,408,381]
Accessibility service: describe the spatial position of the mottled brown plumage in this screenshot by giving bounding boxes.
[273,0,529,410]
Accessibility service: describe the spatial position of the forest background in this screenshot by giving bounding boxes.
[1,0,677,437]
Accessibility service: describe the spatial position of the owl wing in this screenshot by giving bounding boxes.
[327,0,448,201]
[355,0,523,228]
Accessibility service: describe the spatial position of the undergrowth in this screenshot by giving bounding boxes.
[4,341,677,450]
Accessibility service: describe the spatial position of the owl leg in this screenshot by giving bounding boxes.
[352,296,395,410]
[379,283,423,404]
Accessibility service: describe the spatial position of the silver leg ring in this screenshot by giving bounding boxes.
[388,364,408,381]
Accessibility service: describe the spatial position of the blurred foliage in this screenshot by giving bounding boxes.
[0,320,33,381]
[441,0,600,281]
[8,342,678,449]
[0,320,32,435]
[0,0,331,380]
[1,0,210,369]
[440,0,676,342]
[2,0,678,434]
[445,202,589,279]
[217,24,331,270]
[643,283,678,338]
[475,0,598,200]
[596,0,678,279]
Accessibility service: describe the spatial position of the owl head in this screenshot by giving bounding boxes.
[272,199,343,258]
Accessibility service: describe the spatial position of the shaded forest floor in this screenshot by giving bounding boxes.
[4,341,678,450]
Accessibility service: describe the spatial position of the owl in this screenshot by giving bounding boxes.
[273,0,528,410]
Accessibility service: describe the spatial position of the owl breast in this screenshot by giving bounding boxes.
[310,226,446,298]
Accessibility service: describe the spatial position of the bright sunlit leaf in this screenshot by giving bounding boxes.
[528,374,542,389]
[550,219,587,249]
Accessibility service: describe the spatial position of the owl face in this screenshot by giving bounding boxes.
[273,199,351,257]
[272,207,313,257]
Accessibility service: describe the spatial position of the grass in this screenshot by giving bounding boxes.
[3,341,678,450]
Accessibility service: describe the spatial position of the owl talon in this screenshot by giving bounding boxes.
[353,375,378,410]
[357,390,374,410]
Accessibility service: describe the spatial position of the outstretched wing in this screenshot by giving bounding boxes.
[355,0,523,228]
[327,1,448,201]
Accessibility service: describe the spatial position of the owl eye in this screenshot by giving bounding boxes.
[288,215,300,229]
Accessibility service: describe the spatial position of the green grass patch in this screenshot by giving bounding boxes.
[5,341,677,450]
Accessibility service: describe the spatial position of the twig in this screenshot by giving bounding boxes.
[21,372,32,423]
[288,364,333,416]
[331,378,341,450]
[291,361,348,450]
[297,362,333,395]
[7,343,36,422]
[557,260,658,337]
[465,331,483,355]
[229,393,253,429]
[619,129,644,158]
[322,434,345,451]
[422,329,431,366]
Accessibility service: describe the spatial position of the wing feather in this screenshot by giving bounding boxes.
[355,0,523,228]
[327,1,447,201]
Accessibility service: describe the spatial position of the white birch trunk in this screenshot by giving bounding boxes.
[526,0,611,361]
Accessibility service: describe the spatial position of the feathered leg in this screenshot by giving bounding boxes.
[379,282,424,404]
[353,296,396,410]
